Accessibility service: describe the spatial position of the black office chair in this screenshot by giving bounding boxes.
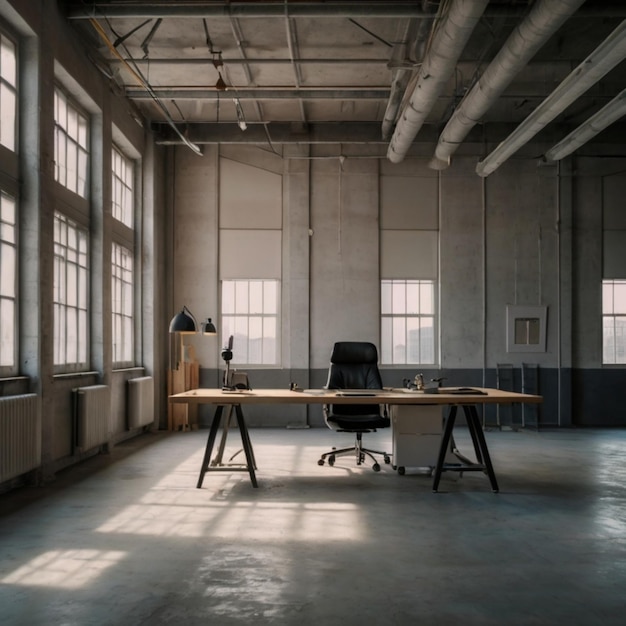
[317,341,391,471]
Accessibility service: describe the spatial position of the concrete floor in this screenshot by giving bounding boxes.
[1,426,625,625]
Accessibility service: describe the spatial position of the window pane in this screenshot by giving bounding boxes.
[1,37,16,86]
[0,83,16,150]
[406,281,419,314]
[615,282,626,314]
[249,282,263,314]
[235,281,249,314]
[381,280,392,315]
[0,297,14,366]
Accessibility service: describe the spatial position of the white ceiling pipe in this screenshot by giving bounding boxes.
[387,0,489,164]
[544,88,626,161]
[476,19,626,177]
[429,0,586,171]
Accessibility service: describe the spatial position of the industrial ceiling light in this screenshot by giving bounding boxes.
[234,97,247,131]
[215,73,227,91]
[544,88,626,161]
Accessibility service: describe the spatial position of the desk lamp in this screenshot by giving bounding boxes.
[169,306,197,333]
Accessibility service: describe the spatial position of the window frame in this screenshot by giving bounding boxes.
[380,278,438,366]
[53,86,89,198]
[53,210,89,372]
[110,143,136,368]
[0,29,17,153]
[220,278,280,367]
[0,190,17,375]
[602,279,626,365]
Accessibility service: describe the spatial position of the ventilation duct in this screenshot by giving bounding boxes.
[387,0,489,164]
[544,87,626,161]
[429,0,586,170]
[476,19,626,177]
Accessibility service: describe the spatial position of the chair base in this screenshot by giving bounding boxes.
[318,432,391,471]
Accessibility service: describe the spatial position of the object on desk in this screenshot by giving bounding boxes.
[446,387,487,395]
[289,382,303,392]
[221,335,234,390]
[318,341,392,472]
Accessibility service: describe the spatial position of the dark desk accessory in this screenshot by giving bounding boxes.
[447,387,487,395]
[221,335,234,390]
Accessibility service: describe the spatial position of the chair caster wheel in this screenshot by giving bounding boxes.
[373,463,381,472]
[398,466,406,475]
[328,455,335,466]
[384,455,391,464]
[318,459,325,466]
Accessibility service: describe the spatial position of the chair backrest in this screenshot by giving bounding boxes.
[326,341,383,390]
[325,342,384,418]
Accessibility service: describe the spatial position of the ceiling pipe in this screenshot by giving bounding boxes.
[382,2,437,140]
[387,0,489,164]
[476,19,626,177]
[429,0,586,171]
[544,87,626,161]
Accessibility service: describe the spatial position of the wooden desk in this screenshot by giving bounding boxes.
[169,387,542,492]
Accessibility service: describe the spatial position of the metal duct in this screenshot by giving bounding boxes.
[544,87,626,161]
[429,0,586,170]
[387,0,489,164]
[381,3,436,140]
[476,19,626,177]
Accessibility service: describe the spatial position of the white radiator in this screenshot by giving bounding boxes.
[73,385,110,450]
[0,394,40,483]
[127,377,154,428]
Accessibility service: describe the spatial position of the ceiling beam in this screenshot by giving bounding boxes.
[67,2,437,19]
[126,87,391,100]
[65,1,626,20]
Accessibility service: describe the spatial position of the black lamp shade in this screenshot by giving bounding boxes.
[202,318,217,335]
[169,308,197,334]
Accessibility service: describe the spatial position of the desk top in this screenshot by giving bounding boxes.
[169,387,542,406]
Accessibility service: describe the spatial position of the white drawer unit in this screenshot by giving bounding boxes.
[391,404,454,474]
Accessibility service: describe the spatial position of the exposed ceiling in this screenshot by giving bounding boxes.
[61,1,626,174]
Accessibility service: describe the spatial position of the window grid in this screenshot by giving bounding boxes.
[53,212,89,369]
[112,243,134,365]
[0,32,17,151]
[112,146,134,227]
[602,279,626,364]
[0,192,16,370]
[221,279,279,365]
[54,88,89,198]
[381,279,436,365]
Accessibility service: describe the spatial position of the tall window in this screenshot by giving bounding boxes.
[111,145,135,366]
[54,88,88,197]
[221,279,279,365]
[0,32,17,151]
[112,146,134,227]
[0,192,16,371]
[381,279,436,365]
[53,212,88,369]
[602,279,626,364]
[112,243,133,365]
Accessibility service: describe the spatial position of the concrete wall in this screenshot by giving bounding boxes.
[170,144,626,428]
